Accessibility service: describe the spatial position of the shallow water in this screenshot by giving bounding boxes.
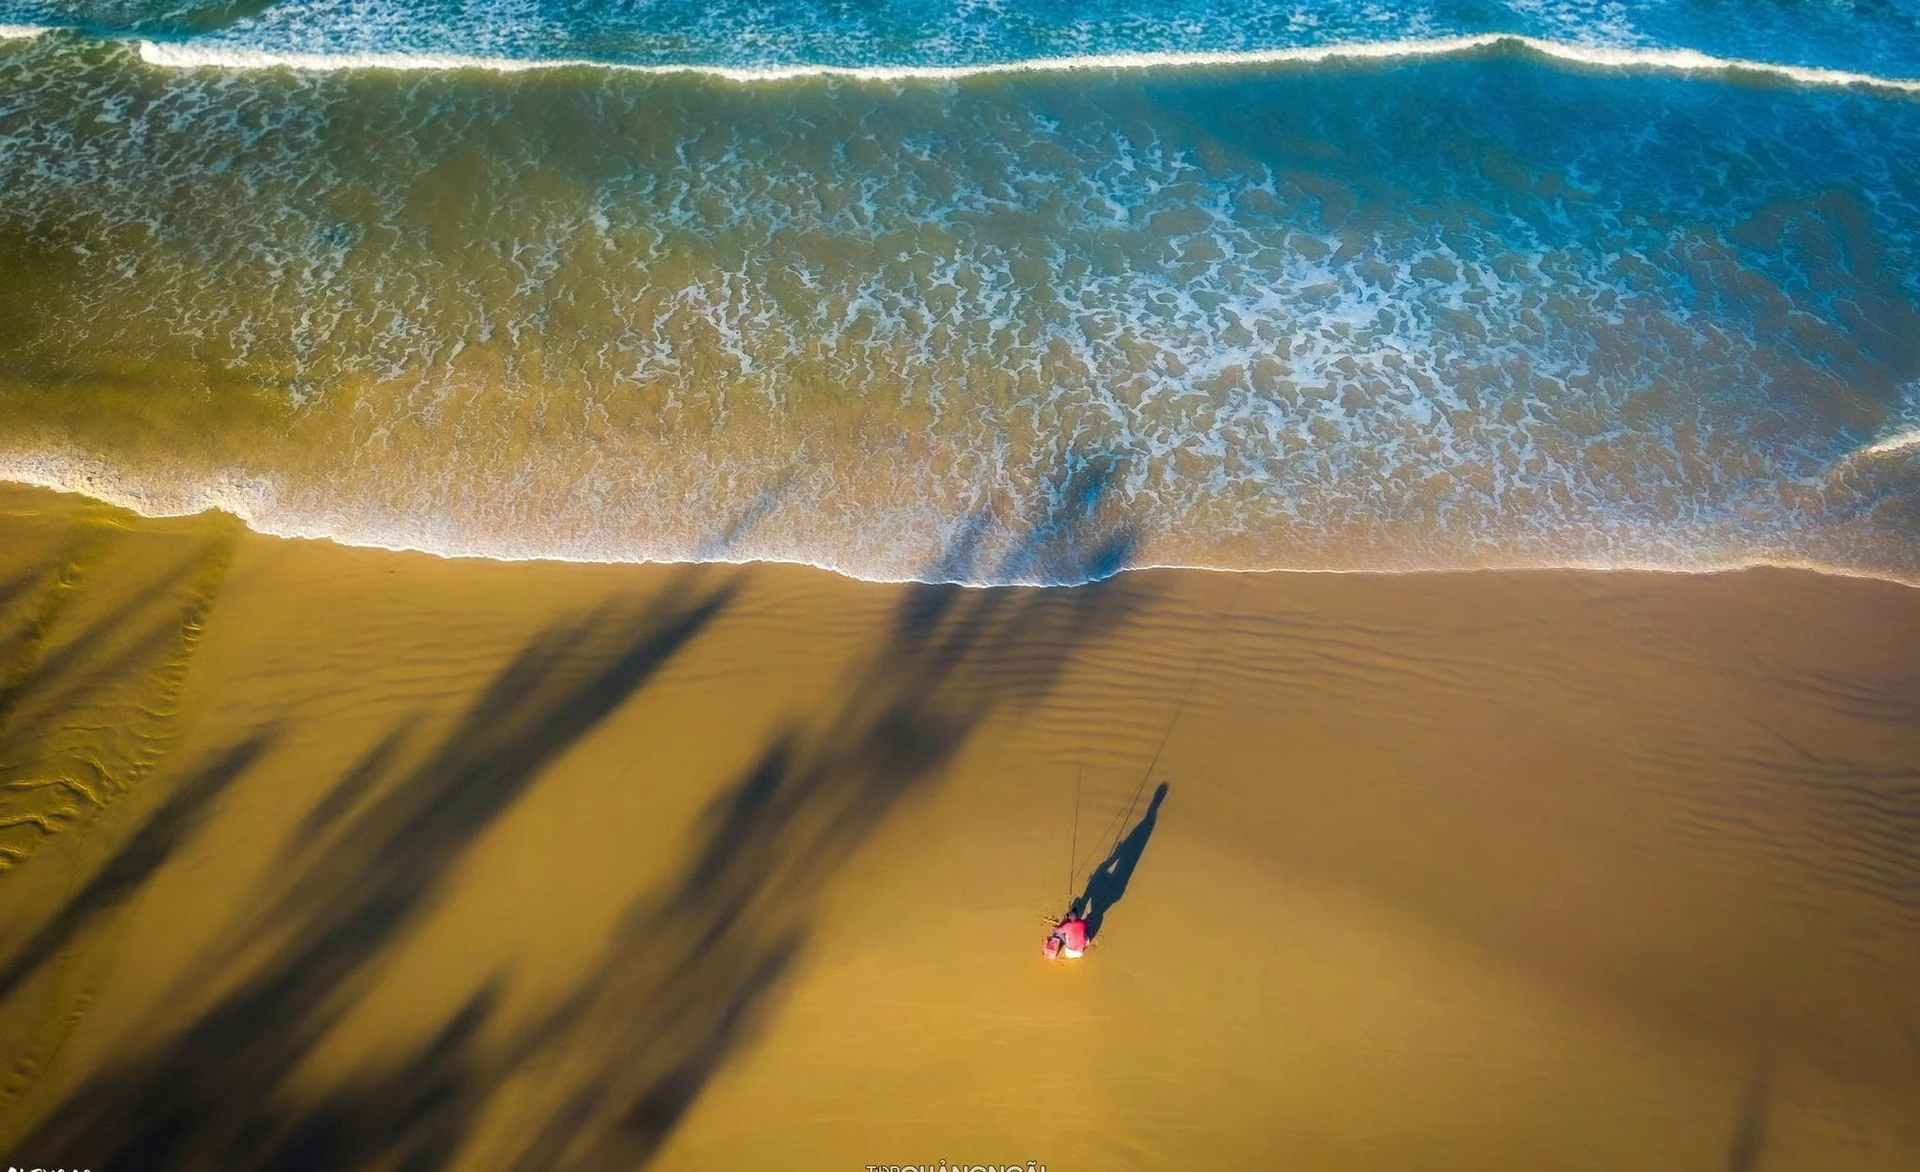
[0,9,1918,583]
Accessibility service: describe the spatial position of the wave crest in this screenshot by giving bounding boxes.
[125,34,1920,93]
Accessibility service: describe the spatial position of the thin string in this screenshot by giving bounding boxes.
[1069,574,1247,886]
[1066,763,1082,906]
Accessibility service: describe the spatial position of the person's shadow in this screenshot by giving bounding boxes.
[1072,781,1169,943]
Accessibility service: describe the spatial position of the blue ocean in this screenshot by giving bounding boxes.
[1,1,1917,582]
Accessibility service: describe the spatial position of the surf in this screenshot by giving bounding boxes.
[3,15,1918,590]
[116,35,1920,95]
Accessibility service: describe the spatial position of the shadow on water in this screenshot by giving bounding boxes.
[1071,780,1168,943]
[5,458,1147,1170]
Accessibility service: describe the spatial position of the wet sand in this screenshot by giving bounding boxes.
[0,480,1916,1170]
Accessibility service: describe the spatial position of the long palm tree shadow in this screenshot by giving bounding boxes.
[498,460,1148,1170]
[0,534,237,884]
[1072,780,1169,943]
[0,543,214,737]
[11,573,740,1169]
[10,455,1148,1170]
[0,732,275,1004]
[283,717,419,855]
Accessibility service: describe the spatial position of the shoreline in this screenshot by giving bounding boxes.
[1,474,1915,592]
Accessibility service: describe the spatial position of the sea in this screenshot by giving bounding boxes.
[1,1,1917,585]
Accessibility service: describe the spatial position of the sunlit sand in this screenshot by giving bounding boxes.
[1,484,1914,1169]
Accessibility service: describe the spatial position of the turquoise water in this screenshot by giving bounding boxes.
[0,7,1917,583]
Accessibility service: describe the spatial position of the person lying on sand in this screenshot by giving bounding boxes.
[1043,911,1090,960]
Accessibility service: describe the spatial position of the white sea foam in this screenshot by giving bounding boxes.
[1849,382,1920,461]
[130,33,1920,94]
[0,450,278,532]
[1860,428,1920,458]
[6,27,1917,588]
[0,23,48,40]
[3,446,1914,589]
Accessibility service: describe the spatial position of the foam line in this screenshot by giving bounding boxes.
[1,454,1914,590]
[1861,428,1920,457]
[0,23,49,40]
[129,33,1920,94]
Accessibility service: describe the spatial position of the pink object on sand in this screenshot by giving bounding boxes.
[1045,916,1088,960]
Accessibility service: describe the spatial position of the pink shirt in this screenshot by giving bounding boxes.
[1055,918,1088,951]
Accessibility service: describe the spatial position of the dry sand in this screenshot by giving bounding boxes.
[0,480,1916,1170]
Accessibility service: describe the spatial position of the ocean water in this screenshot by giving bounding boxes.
[0,5,1917,584]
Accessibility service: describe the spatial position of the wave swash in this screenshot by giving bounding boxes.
[1,11,1918,585]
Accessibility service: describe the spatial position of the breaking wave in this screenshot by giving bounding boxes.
[125,34,1920,95]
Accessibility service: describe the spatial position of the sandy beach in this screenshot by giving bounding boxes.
[0,480,1913,1169]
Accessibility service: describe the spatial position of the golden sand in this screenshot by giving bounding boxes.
[0,481,1915,1170]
